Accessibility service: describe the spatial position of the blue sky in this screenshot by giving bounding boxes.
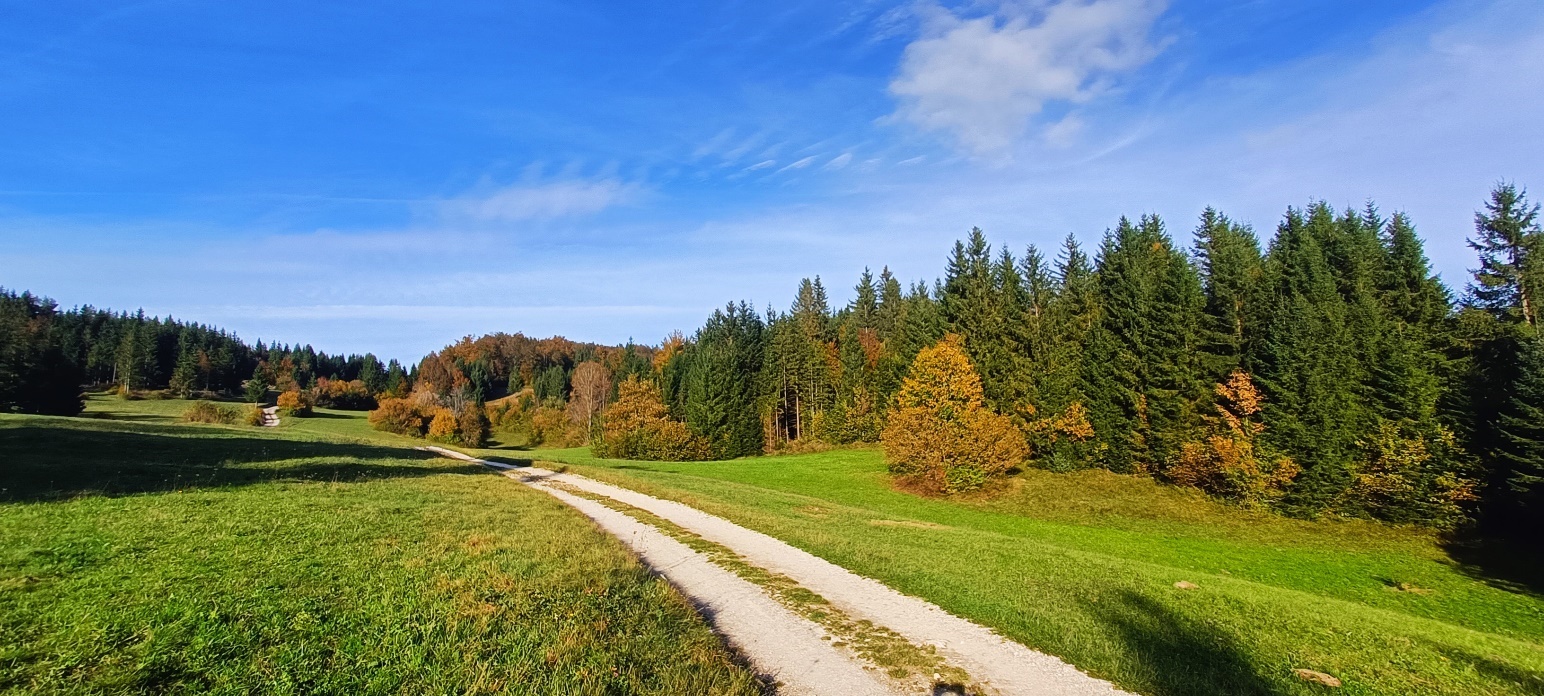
[3,0,1542,361]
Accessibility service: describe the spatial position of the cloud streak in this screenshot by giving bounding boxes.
[443,178,639,222]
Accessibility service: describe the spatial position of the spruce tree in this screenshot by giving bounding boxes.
[684,302,765,458]
[1081,216,1206,472]
[1254,207,1364,512]
[1468,183,1543,326]
[1495,334,1544,528]
[1193,207,1262,378]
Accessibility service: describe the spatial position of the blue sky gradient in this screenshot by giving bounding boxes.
[2,0,1541,361]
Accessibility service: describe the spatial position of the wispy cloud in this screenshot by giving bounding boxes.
[824,153,853,170]
[777,155,818,173]
[443,178,639,222]
[745,159,777,171]
[890,0,1170,153]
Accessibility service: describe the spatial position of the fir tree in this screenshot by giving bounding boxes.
[1254,207,1364,512]
[1193,207,1262,378]
[1495,334,1544,527]
[1468,183,1543,326]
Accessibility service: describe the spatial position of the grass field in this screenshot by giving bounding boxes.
[469,449,1544,696]
[0,395,761,694]
[13,396,1544,694]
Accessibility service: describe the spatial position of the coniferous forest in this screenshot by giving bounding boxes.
[6,184,1544,539]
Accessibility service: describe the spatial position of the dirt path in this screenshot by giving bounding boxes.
[423,446,1130,696]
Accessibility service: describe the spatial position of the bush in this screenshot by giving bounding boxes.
[314,378,376,410]
[369,397,431,437]
[276,389,313,417]
[1340,421,1476,529]
[880,335,1027,493]
[456,405,490,448]
[244,404,267,426]
[595,376,710,461]
[1024,401,1100,472]
[427,409,458,443]
[529,405,569,447]
[183,400,240,425]
[1163,371,1298,507]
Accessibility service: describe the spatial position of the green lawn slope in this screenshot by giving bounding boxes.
[494,446,1544,696]
[0,397,760,695]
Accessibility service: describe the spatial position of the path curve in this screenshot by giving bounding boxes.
[425,446,1131,696]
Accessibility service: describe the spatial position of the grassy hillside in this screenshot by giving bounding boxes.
[0,397,761,694]
[48,397,1544,694]
[486,446,1544,696]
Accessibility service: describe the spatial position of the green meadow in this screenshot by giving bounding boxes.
[470,448,1544,696]
[6,395,1544,695]
[0,395,761,695]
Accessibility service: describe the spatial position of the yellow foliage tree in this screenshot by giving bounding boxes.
[426,408,458,443]
[882,335,1027,493]
[595,376,710,461]
[1165,371,1298,506]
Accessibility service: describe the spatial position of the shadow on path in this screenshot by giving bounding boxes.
[1,422,484,503]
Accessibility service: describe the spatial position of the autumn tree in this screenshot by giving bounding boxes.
[566,361,613,444]
[595,376,709,461]
[1165,371,1298,507]
[882,335,1027,493]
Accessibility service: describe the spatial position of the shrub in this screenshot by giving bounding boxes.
[369,397,431,437]
[427,409,459,443]
[276,389,313,418]
[1163,371,1298,507]
[881,335,1027,493]
[595,376,711,461]
[183,400,239,425]
[1340,421,1477,529]
[314,378,376,410]
[529,405,569,447]
[244,404,267,426]
[1024,401,1100,472]
[456,404,490,448]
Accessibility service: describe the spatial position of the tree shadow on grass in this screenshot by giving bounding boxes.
[0,422,487,503]
[1087,591,1284,696]
[1441,535,1544,598]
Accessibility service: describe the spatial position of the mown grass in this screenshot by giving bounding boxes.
[0,399,762,695]
[478,446,1544,696]
[107,400,1544,694]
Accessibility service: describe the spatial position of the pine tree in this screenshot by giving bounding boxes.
[1193,207,1262,378]
[1254,207,1364,512]
[1495,334,1544,527]
[1081,216,1206,472]
[1468,183,1543,326]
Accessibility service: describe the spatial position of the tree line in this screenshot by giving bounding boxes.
[0,293,412,413]
[403,184,1539,535]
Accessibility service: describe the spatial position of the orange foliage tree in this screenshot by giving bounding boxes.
[275,389,313,417]
[1164,371,1298,506]
[595,376,710,461]
[881,335,1027,493]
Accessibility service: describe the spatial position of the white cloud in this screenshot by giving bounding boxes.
[777,155,818,173]
[824,153,853,170]
[745,159,777,171]
[889,0,1169,153]
[445,179,637,222]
